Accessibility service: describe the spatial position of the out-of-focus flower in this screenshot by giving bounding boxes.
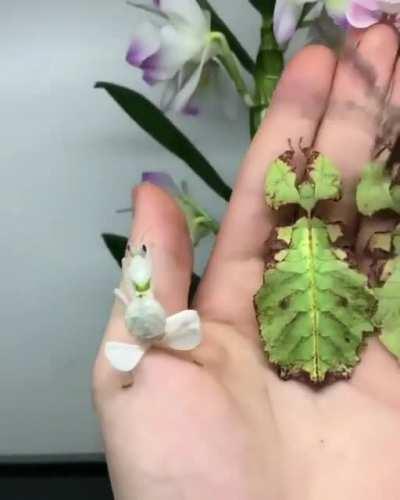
[346,0,382,27]
[126,0,252,113]
[273,0,349,46]
[274,0,400,45]
[274,0,307,46]
[347,0,400,27]
[142,171,219,245]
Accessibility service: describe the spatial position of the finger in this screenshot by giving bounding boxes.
[314,24,399,234]
[132,183,193,312]
[196,45,336,331]
[357,52,400,262]
[93,183,193,392]
[346,43,400,397]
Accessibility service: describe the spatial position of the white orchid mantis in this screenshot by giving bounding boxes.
[105,244,201,372]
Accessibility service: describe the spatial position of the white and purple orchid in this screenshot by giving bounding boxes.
[274,0,400,47]
[346,0,382,28]
[142,172,219,245]
[273,0,349,46]
[126,0,252,113]
[347,0,400,28]
[126,0,218,113]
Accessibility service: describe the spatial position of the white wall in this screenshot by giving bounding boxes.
[0,0,258,456]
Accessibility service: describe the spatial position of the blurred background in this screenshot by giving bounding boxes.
[0,0,258,463]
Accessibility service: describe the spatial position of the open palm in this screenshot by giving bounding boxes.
[94,25,400,500]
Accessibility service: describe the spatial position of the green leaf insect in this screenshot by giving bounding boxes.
[255,145,375,382]
[255,218,375,382]
[356,156,400,359]
[368,228,400,360]
[356,162,400,216]
[265,145,341,214]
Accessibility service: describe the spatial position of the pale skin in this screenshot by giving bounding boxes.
[93,25,400,500]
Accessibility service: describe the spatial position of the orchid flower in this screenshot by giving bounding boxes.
[142,172,219,245]
[105,245,201,372]
[273,0,349,46]
[347,0,400,28]
[126,0,252,113]
[346,0,382,27]
[274,0,400,46]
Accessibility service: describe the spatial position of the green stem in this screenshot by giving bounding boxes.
[250,16,284,137]
[210,32,254,107]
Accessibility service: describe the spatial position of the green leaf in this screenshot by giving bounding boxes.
[255,217,375,382]
[265,151,341,214]
[248,0,274,17]
[356,162,398,216]
[95,82,232,201]
[102,233,128,267]
[375,257,400,359]
[197,0,255,73]
[189,273,201,304]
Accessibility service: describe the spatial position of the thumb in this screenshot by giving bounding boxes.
[130,182,193,313]
[93,182,193,397]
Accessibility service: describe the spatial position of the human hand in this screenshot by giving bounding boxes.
[93,24,400,500]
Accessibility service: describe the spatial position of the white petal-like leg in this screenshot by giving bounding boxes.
[105,342,148,372]
[161,310,201,350]
[114,289,129,306]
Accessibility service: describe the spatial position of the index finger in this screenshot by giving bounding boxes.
[196,45,337,332]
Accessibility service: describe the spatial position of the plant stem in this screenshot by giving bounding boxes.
[250,16,284,136]
[210,32,254,108]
